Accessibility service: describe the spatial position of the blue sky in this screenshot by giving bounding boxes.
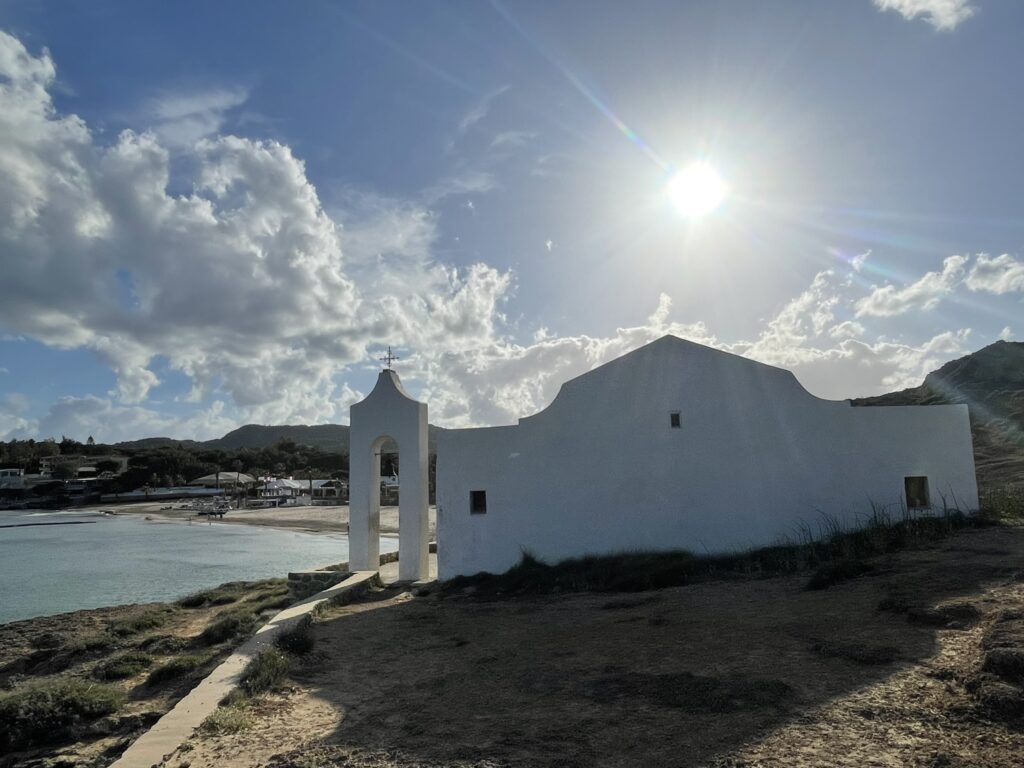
[1,0,1022,442]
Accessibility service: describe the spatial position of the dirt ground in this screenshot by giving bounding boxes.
[168,524,1024,768]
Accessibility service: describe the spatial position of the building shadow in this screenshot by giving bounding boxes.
[273,525,1024,767]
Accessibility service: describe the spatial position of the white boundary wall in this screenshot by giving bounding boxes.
[436,336,978,579]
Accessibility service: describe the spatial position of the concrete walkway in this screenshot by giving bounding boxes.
[110,571,378,768]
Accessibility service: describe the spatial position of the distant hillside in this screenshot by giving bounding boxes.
[209,424,349,451]
[113,436,204,451]
[116,423,442,453]
[853,340,1024,490]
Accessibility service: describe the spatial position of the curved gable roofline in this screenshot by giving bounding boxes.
[352,369,419,409]
[519,334,843,424]
[566,335,790,385]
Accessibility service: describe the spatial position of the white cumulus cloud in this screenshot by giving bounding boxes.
[854,255,967,317]
[0,30,513,437]
[965,253,1024,294]
[873,0,976,30]
[0,30,1007,442]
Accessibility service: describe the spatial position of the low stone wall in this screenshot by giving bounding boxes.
[288,569,350,599]
[288,550,404,599]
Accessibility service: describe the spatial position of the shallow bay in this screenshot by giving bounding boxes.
[0,509,396,624]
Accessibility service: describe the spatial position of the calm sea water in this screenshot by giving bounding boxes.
[0,509,398,624]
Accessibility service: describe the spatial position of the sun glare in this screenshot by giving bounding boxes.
[666,162,727,218]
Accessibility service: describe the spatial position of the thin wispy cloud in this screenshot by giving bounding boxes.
[421,168,497,204]
[491,130,536,149]
[457,84,510,136]
[147,86,249,147]
[873,0,977,30]
[530,153,563,178]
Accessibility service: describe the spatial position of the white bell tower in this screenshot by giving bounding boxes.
[348,358,429,581]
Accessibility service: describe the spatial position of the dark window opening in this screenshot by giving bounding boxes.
[905,476,930,509]
[470,490,487,514]
[669,412,681,428]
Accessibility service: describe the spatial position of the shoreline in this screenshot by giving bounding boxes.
[65,501,435,538]
[0,576,299,768]
[0,505,416,628]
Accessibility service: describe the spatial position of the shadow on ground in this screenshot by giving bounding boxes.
[193,525,1024,768]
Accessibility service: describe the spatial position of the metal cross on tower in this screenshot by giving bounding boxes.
[379,346,400,370]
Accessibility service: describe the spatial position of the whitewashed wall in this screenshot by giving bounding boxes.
[435,336,978,579]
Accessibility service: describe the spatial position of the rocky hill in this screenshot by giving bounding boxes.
[853,340,1024,490]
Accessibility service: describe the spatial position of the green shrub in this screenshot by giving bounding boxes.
[28,633,116,675]
[146,654,210,686]
[177,592,209,608]
[200,703,251,735]
[63,633,116,654]
[0,679,124,751]
[197,611,259,646]
[177,584,242,608]
[276,622,315,656]
[94,651,154,680]
[29,632,64,650]
[239,649,289,696]
[179,580,287,609]
[244,584,291,603]
[108,609,172,637]
[980,486,1024,520]
[250,594,294,614]
[141,634,186,654]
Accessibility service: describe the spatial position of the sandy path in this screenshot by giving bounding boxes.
[172,524,1024,768]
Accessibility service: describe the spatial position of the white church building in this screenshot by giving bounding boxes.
[349,335,979,581]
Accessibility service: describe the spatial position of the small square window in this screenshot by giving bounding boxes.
[905,476,930,509]
[470,490,487,514]
[669,412,681,428]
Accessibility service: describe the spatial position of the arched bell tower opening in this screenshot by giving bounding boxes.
[349,367,429,581]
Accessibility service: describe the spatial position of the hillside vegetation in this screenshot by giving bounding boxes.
[115,423,442,453]
[854,340,1024,490]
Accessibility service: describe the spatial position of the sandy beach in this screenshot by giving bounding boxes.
[76,502,437,538]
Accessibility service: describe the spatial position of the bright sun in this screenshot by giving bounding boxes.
[666,162,727,218]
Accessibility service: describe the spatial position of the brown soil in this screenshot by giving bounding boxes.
[172,524,1024,768]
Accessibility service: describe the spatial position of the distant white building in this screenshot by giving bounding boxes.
[350,336,979,581]
[311,478,347,502]
[187,472,257,489]
[0,468,24,490]
[39,454,129,477]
